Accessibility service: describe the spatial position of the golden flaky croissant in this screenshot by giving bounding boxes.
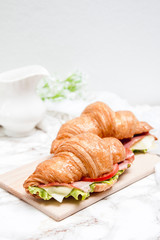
[24,133,127,195]
[51,101,152,153]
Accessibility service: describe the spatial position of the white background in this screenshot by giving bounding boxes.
[0,0,160,105]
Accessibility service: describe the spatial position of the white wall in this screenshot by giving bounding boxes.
[0,0,160,105]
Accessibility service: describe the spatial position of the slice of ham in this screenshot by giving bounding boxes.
[38,181,92,192]
[38,182,74,188]
[125,148,135,162]
[118,160,131,170]
[71,181,92,192]
[123,133,157,149]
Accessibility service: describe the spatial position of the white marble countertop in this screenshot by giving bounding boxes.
[1,95,160,240]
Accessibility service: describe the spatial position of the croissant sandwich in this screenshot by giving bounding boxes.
[51,101,154,154]
[24,133,136,202]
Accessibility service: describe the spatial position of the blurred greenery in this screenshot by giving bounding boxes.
[37,72,86,101]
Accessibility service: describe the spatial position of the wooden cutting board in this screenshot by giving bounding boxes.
[0,153,159,221]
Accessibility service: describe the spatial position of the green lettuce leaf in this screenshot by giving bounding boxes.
[90,170,125,189]
[28,186,52,200]
[132,149,147,153]
[65,184,95,201]
[112,169,125,179]
[65,189,90,200]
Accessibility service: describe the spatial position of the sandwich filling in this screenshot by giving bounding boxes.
[123,133,156,152]
[28,168,125,202]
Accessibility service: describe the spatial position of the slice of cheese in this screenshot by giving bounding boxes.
[42,186,73,203]
[131,135,155,151]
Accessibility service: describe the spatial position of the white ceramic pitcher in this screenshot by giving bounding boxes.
[0,65,50,137]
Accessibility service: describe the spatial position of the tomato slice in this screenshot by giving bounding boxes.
[82,164,119,182]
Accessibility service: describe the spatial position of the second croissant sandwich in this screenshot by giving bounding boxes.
[24,133,134,202]
[51,101,153,153]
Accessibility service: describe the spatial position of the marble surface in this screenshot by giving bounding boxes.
[1,94,160,240]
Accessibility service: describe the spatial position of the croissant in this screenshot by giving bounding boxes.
[23,133,126,195]
[51,101,152,153]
